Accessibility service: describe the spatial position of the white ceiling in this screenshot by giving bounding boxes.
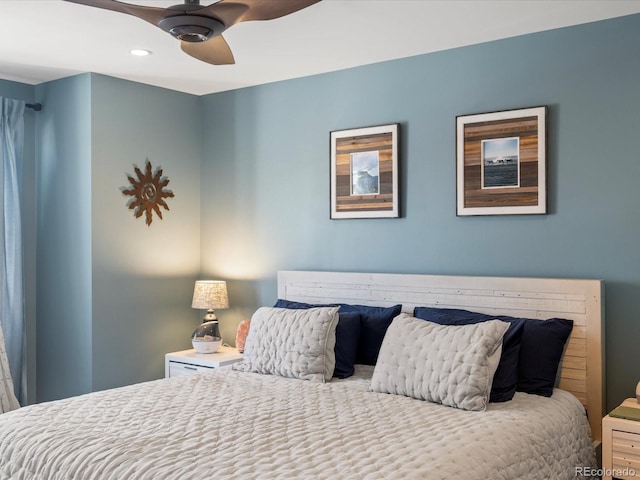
[1,0,639,96]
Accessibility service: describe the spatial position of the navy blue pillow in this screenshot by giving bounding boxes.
[340,304,402,366]
[332,313,361,378]
[413,306,525,402]
[273,300,331,310]
[273,299,361,378]
[274,300,401,368]
[413,307,573,398]
[517,318,573,396]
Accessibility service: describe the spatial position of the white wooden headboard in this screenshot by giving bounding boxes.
[277,270,605,443]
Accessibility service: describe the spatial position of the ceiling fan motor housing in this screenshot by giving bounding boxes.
[159,15,225,42]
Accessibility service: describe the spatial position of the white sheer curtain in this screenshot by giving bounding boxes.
[0,323,19,413]
[0,97,25,411]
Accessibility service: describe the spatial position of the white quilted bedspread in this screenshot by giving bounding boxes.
[0,366,595,480]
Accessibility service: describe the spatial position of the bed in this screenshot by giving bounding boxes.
[0,271,604,479]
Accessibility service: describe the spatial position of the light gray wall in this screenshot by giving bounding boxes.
[90,74,201,391]
[33,73,202,400]
[200,13,640,410]
[0,79,37,405]
[35,74,93,402]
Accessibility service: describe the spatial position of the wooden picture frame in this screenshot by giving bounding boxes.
[456,106,547,216]
[330,124,399,219]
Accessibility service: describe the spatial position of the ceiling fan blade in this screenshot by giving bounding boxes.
[190,2,249,28]
[235,0,322,23]
[63,0,166,27]
[181,35,235,65]
[196,0,321,28]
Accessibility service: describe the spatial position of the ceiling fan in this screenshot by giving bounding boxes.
[63,0,321,65]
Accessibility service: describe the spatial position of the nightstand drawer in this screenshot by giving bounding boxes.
[169,361,215,377]
[611,430,640,478]
[613,430,640,456]
[165,348,243,378]
[612,430,640,478]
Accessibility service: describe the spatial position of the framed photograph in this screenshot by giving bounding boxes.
[330,123,399,219]
[456,106,547,216]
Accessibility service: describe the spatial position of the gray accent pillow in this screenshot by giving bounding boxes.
[370,313,509,411]
[233,306,339,382]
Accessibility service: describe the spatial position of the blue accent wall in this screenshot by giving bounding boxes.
[0,80,33,101]
[35,74,93,401]
[200,14,640,410]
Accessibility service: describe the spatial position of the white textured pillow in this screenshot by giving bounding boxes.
[370,313,509,411]
[233,306,339,382]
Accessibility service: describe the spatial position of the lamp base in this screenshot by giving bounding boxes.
[192,319,222,353]
[192,339,222,354]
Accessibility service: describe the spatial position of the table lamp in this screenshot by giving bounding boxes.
[191,280,229,353]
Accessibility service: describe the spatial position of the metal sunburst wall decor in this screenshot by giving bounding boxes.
[122,159,174,226]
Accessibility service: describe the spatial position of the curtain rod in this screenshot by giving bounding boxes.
[26,103,42,111]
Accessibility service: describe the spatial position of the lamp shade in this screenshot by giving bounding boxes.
[191,280,229,310]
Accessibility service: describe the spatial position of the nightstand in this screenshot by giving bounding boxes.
[603,399,640,479]
[165,347,243,378]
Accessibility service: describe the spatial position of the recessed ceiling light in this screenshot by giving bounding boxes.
[130,49,152,57]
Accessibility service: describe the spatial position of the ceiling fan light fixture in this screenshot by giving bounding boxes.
[171,25,212,42]
[158,15,225,43]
